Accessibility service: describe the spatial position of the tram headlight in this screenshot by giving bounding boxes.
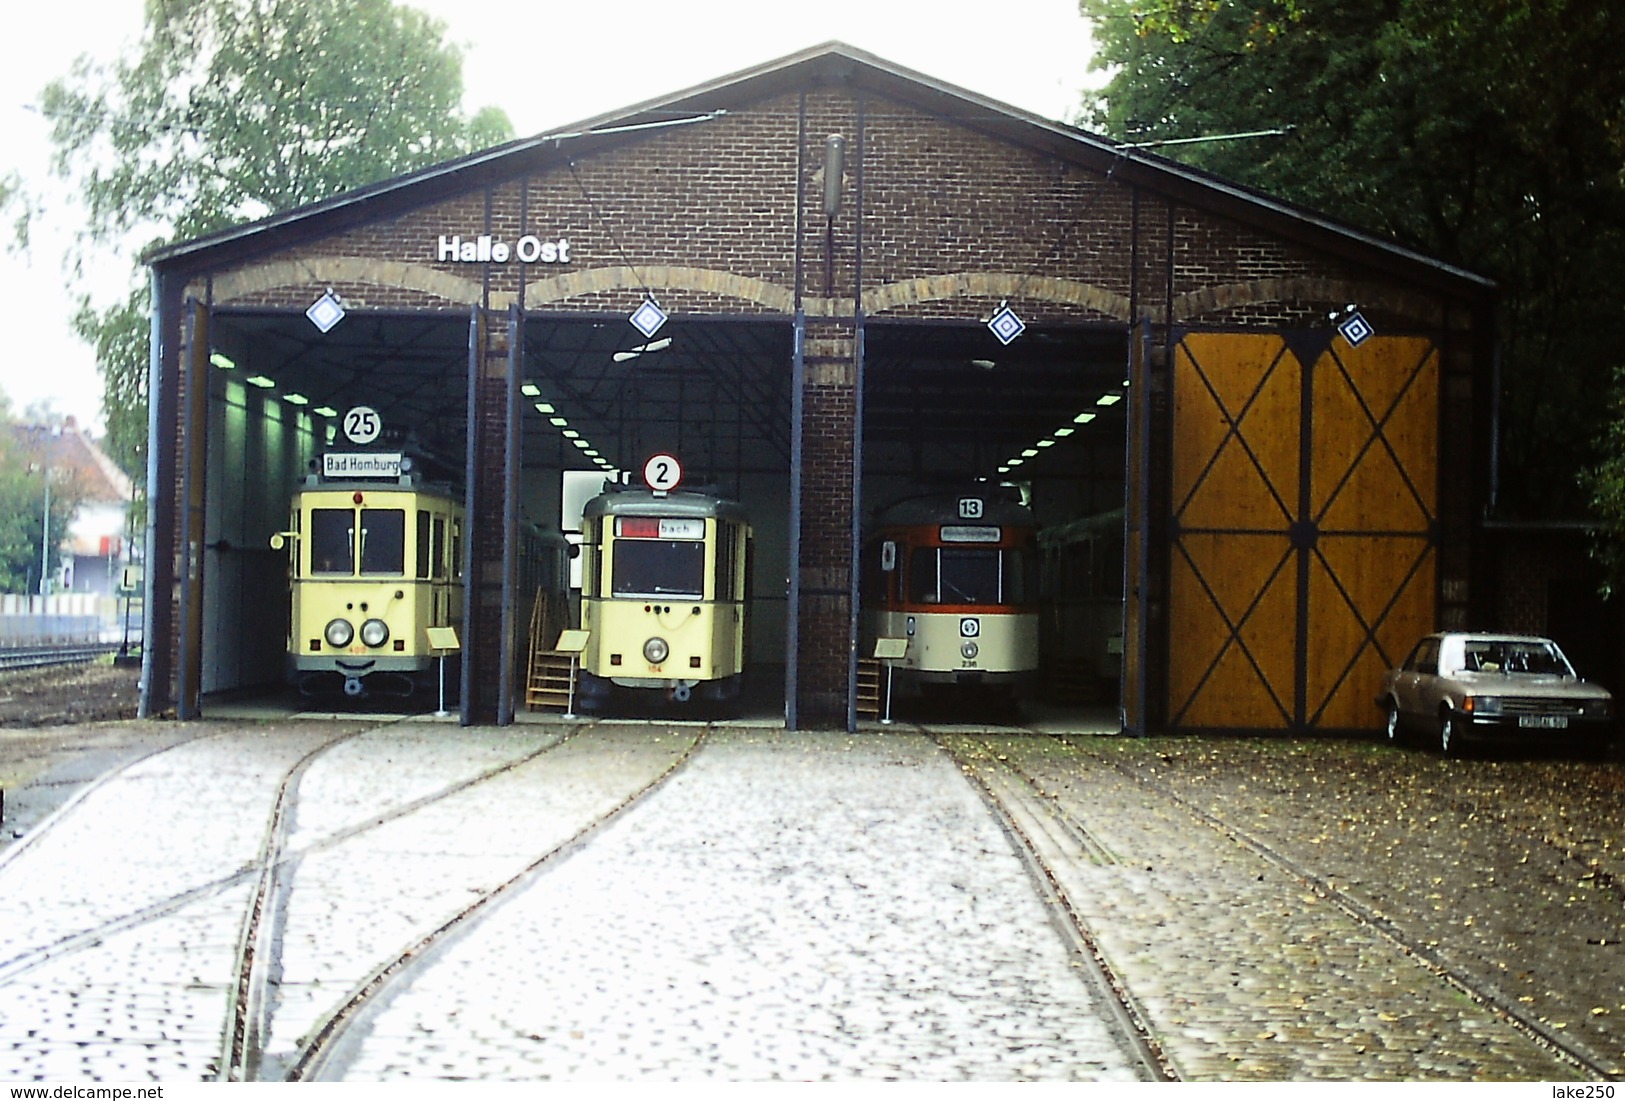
[324,618,355,648]
[360,618,390,648]
[961,641,980,659]
[643,637,670,664]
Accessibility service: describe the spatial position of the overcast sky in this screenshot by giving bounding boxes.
[0,0,1100,433]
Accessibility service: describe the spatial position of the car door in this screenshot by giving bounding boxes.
[1395,637,1440,724]
[1411,636,1447,720]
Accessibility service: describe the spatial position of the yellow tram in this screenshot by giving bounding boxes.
[861,489,1041,694]
[274,470,465,698]
[576,486,752,706]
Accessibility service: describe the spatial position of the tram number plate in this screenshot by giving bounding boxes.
[1518,715,1567,729]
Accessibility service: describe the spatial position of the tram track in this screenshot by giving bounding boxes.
[1046,732,1618,1081]
[0,723,377,984]
[0,644,120,672]
[286,724,711,1082]
[221,720,597,1081]
[930,731,1178,1082]
[0,721,572,986]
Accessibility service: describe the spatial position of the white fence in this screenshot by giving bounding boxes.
[0,593,118,647]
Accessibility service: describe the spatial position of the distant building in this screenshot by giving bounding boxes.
[10,417,134,598]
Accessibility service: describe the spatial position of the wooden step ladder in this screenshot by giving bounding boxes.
[856,658,882,721]
[526,650,578,712]
[524,589,577,712]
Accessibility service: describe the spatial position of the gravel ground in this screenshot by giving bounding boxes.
[1084,735,1625,1072]
[0,662,141,728]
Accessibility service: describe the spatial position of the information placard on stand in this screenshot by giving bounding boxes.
[426,627,460,718]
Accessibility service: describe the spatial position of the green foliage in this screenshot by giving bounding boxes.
[1080,0,1625,525]
[0,395,86,594]
[1586,366,1625,597]
[40,0,514,479]
[72,290,150,484]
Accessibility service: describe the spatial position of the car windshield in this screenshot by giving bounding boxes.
[1460,639,1571,676]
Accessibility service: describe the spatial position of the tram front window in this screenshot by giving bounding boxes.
[911,547,1034,605]
[360,509,406,574]
[612,539,705,598]
[940,549,1001,604]
[310,509,355,575]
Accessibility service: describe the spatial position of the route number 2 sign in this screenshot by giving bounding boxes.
[643,454,683,492]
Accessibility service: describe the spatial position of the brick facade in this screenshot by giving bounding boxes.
[145,46,1493,726]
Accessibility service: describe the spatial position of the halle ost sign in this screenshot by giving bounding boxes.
[437,234,572,264]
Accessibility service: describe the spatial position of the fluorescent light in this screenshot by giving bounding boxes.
[1097,393,1123,406]
[283,392,309,406]
[1021,448,1039,458]
[521,383,540,397]
[1007,457,1024,467]
[313,406,337,417]
[571,438,590,449]
[583,448,599,457]
[209,353,235,370]
[549,417,568,427]
[562,429,580,439]
[1074,412,1096,424]
[534,403,555,414]
[246,375,275,389]
[1036,439,1055,448]
[1054,427,1074,437]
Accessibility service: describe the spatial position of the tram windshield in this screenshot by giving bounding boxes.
[612,539,705,598]
[910,547,1034,605]
[310,509,355,575]
[308,507,407,575]
[359,509,406,574]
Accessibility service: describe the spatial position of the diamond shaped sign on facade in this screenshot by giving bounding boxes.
[629,298,668,339]
[987,304,1026,346]
[306,291,346,334]
[1338,310,1374,348]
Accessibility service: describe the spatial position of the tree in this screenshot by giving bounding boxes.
[1078,0,1625,526]
[0,389,85,594]
[38,0,514,481]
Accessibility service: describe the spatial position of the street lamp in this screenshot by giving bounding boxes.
[28,460,52,596]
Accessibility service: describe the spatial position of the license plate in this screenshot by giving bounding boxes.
[1518,715,1568,729]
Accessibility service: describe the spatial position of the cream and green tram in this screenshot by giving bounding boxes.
[577,487,752,706]
[274,475,463,698]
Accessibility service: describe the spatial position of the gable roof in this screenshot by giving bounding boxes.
[147,41,1492,297]
[8,419,134,506]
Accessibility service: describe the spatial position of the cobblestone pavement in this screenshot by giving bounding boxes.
[0,720,1609,1082]
[322,730,1141,1081]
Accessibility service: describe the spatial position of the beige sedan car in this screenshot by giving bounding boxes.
[1379,632,1614,756]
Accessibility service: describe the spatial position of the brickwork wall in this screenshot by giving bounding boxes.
[797,322,858,718]
[202,92,1450,332]
[156,76,1482,723]
[464,318,512,721]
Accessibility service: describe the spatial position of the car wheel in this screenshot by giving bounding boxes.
[1384,700,1402,743]
[1439,711,1460,757]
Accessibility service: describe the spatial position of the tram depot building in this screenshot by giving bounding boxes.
[141,42,1529,733]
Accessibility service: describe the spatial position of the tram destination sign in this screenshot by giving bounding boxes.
[324,452,404,479]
